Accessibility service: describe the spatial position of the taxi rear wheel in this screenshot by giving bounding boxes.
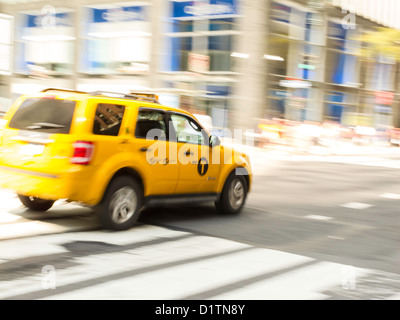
[17,195,55,212]
[97,176,143,231]
[215,172,247,215]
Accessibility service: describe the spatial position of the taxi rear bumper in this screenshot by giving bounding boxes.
[0,165,93,204]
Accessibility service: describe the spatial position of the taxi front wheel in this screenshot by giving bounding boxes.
[18,194,55,212]
[215,173,247,215]
[97,176,143,231]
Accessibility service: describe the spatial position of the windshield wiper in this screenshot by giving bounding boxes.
[26,122,66,130]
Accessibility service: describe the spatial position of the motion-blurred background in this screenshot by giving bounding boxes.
[0,0,400,150]
[2,1,400,301]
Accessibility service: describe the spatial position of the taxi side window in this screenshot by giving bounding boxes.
[170,114,207,145]
[93,103,125,136]
[135,110,167,140]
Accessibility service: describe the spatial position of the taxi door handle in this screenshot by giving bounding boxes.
[139,147,151,152]
[120,139,129,144]
[185,150,193,156]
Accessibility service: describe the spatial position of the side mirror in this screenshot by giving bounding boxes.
[209,135,221,147]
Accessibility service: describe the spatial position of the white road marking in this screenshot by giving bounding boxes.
[0,221,69,241]
[340,202,373,210]
[0,224,189,261]
[0,186,398,300]
[0,225,398,300]
[0,212,22,223]
[0,203,99,241]
[0,230,249,299]
[380,193,400,200]
[304,215,334,221]
[47,248,312,300]
[387,293,400,300]
[328,236,345,240]
[211,262,370,300]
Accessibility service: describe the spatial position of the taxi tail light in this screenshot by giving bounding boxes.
[71,141,94,165]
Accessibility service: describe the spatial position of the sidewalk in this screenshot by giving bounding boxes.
[221,137,400,158]
[266,141,400,157]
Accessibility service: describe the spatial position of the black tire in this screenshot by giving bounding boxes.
[215,172,248,215]
[18,194,55,212]
[97,176,143,231]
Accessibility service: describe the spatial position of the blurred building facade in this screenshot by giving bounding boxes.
[0,0,399,131]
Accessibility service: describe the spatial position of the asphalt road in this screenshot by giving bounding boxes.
[0,150,399,300]
[141,155,400,274]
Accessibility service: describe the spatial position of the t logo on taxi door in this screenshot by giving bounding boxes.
[197,157,209,176]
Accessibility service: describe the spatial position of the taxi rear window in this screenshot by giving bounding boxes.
[8,98,76,134]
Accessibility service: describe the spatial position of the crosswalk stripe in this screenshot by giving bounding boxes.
[0,224,190,261]
[0,224,399,300]
[0,221,70,241]
[44,248,312,300]
[0,235,68,261]
[182,259,318,300]
[0,212,22,223]
[0,229,249,299]
[210,262,370,300]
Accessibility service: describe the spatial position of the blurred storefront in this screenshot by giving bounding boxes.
[0,0,399,130]
[0,12,12,115]
[81,3,151,76]
[267,0,399,131]
[161,0,239,128]
[15,6,75,76]
[267,0,326,123]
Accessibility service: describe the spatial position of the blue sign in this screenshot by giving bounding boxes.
[206,85,230,96]
[26,12,71,28]
[92,6,147,23]
[172,0,238,19]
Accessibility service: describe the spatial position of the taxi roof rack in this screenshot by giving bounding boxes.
[41,88,160,104]
[89,91,160,104]
[41,88,88,94]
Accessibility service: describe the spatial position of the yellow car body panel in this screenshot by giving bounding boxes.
[215,145,252,193]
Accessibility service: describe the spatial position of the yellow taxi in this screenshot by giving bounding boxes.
[0,88,252,230]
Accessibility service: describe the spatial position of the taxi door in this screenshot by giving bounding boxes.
[168,112,221,194]
[131,108,178,196]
